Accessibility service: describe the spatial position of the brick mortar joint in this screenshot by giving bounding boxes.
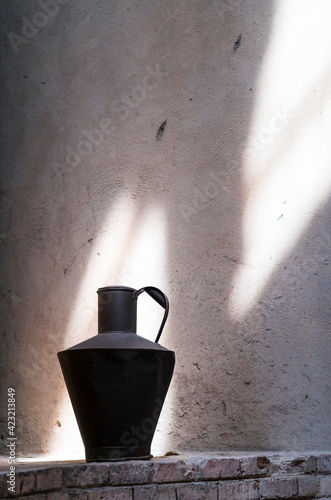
[59,469,331,487]
[51,472,330,488]
[1,468,329,478]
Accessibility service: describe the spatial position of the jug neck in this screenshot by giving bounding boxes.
[97,286,137,334]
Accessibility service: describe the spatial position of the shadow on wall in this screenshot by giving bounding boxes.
[235,198,331,450]
[0,0,330,457]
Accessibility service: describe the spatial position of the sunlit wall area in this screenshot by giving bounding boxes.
[226,0,331,449]
[230,0,331,318]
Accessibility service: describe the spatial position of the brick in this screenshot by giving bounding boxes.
[98,487,132,500]
[176,482,218,500]
[199,458,240,479]
[134,484,176,500]
[0,473,9,499]
[219,480,260,500]
[63,464,109,487]
[75,486,132,499]
[240,457,271,477]
[20,496,47,500]
[109,460,154,485]
[35,467,62,491]
[17,470,37,496]
[0,471,46,500]
[153,460,197,483]
[303,455,317,473]
[298,475,319,497]
[260,477,297,498]
[46,492,71,500]
[285,456,317,474]
[317,456,331,473]
[320,476,331,497]
[53,487,132,500]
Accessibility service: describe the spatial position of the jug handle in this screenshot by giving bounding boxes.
[133,286,169,343]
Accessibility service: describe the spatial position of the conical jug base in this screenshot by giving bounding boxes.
[58,347,175,462]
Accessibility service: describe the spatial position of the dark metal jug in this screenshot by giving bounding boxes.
[57,286,175,462]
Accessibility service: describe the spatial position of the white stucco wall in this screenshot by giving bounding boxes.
[0,0,330,459]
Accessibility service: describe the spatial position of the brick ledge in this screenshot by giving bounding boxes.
[0,452,330,499]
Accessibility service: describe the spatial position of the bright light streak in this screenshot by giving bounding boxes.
[64,193,137,345]
[230,0,331,318]
[121,205,168,342]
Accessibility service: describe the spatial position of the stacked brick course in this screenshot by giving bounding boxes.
[0,453,330,499]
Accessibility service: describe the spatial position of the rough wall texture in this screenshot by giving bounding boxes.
[0,0,330,459]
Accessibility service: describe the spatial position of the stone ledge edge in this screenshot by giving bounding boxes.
[0,453,330,498]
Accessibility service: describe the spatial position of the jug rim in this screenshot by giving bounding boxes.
[97,286,136,293]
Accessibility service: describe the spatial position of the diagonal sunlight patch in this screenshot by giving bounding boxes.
[229,0,331,319]
[50,196,170,460]
[121,204,168,343]
[68,194,137,338]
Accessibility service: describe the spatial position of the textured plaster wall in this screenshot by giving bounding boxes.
[0,0,330,459]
